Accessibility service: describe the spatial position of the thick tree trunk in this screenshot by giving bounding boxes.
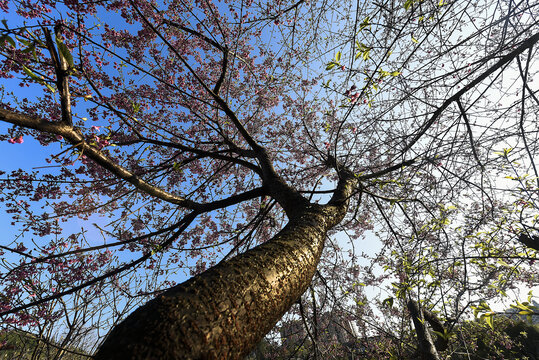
[94,204,345,359]
[0,106,357,359]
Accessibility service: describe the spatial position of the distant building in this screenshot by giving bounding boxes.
[247,314,395,360]
[279,312,366,359]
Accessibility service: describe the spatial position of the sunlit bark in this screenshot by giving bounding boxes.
[95,172,357,359]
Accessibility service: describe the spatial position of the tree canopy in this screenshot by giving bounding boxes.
[0,0,538,358]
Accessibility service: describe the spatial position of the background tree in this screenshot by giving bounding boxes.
[0,0,538,358]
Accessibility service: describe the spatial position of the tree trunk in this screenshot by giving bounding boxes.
[407,299,441,360]
[94,204,344,359]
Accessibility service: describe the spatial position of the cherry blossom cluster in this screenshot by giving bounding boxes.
[7,135,23,144]
[343,84,364,104]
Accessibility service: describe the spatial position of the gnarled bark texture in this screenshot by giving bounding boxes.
[94,173,357,359]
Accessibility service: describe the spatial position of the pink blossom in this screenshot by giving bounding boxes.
[8,136,23,144]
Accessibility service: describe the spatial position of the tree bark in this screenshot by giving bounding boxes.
[407,299,441,360]
[422,307,448,352]
[1,102,358,360]
[94,161,357,360]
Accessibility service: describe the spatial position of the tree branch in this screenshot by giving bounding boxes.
[162,20,228,95]
[136,137,263,176]
[0,212,197,317]
[0,107,200,209]
[407,299,441,360]
[402,31,539,154]
[43,26,73,126]
[456,98,483,170]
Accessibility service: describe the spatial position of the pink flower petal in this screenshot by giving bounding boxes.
[8,136,23,144]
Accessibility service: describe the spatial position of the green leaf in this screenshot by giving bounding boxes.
[382,297,394,308]
[404,0,413,10]
[150,244,162,255]
[172,162,183,172]
[363,49,370,61]
[326,62,337,70]
[356,42,367,51]
[22,65,41,81]
[45,83,56,93]
[335,51,341,61]
[2,35,16,48]
[411,36,418,43]
[132,102,141,114]
[55,37,74,67]
[497,259,510,267]
[18,38,32,47]
[25,28,45,47]
[432,329,453,341]
[483,314,494,329]
[359,17,370,31]
[21,43,35,57]
[22,65,55,92]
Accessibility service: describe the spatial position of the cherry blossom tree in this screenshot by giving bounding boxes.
[0,0,538,358]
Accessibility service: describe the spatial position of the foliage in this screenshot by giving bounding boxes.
[448,317,539,360]
[0,329,90,360]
